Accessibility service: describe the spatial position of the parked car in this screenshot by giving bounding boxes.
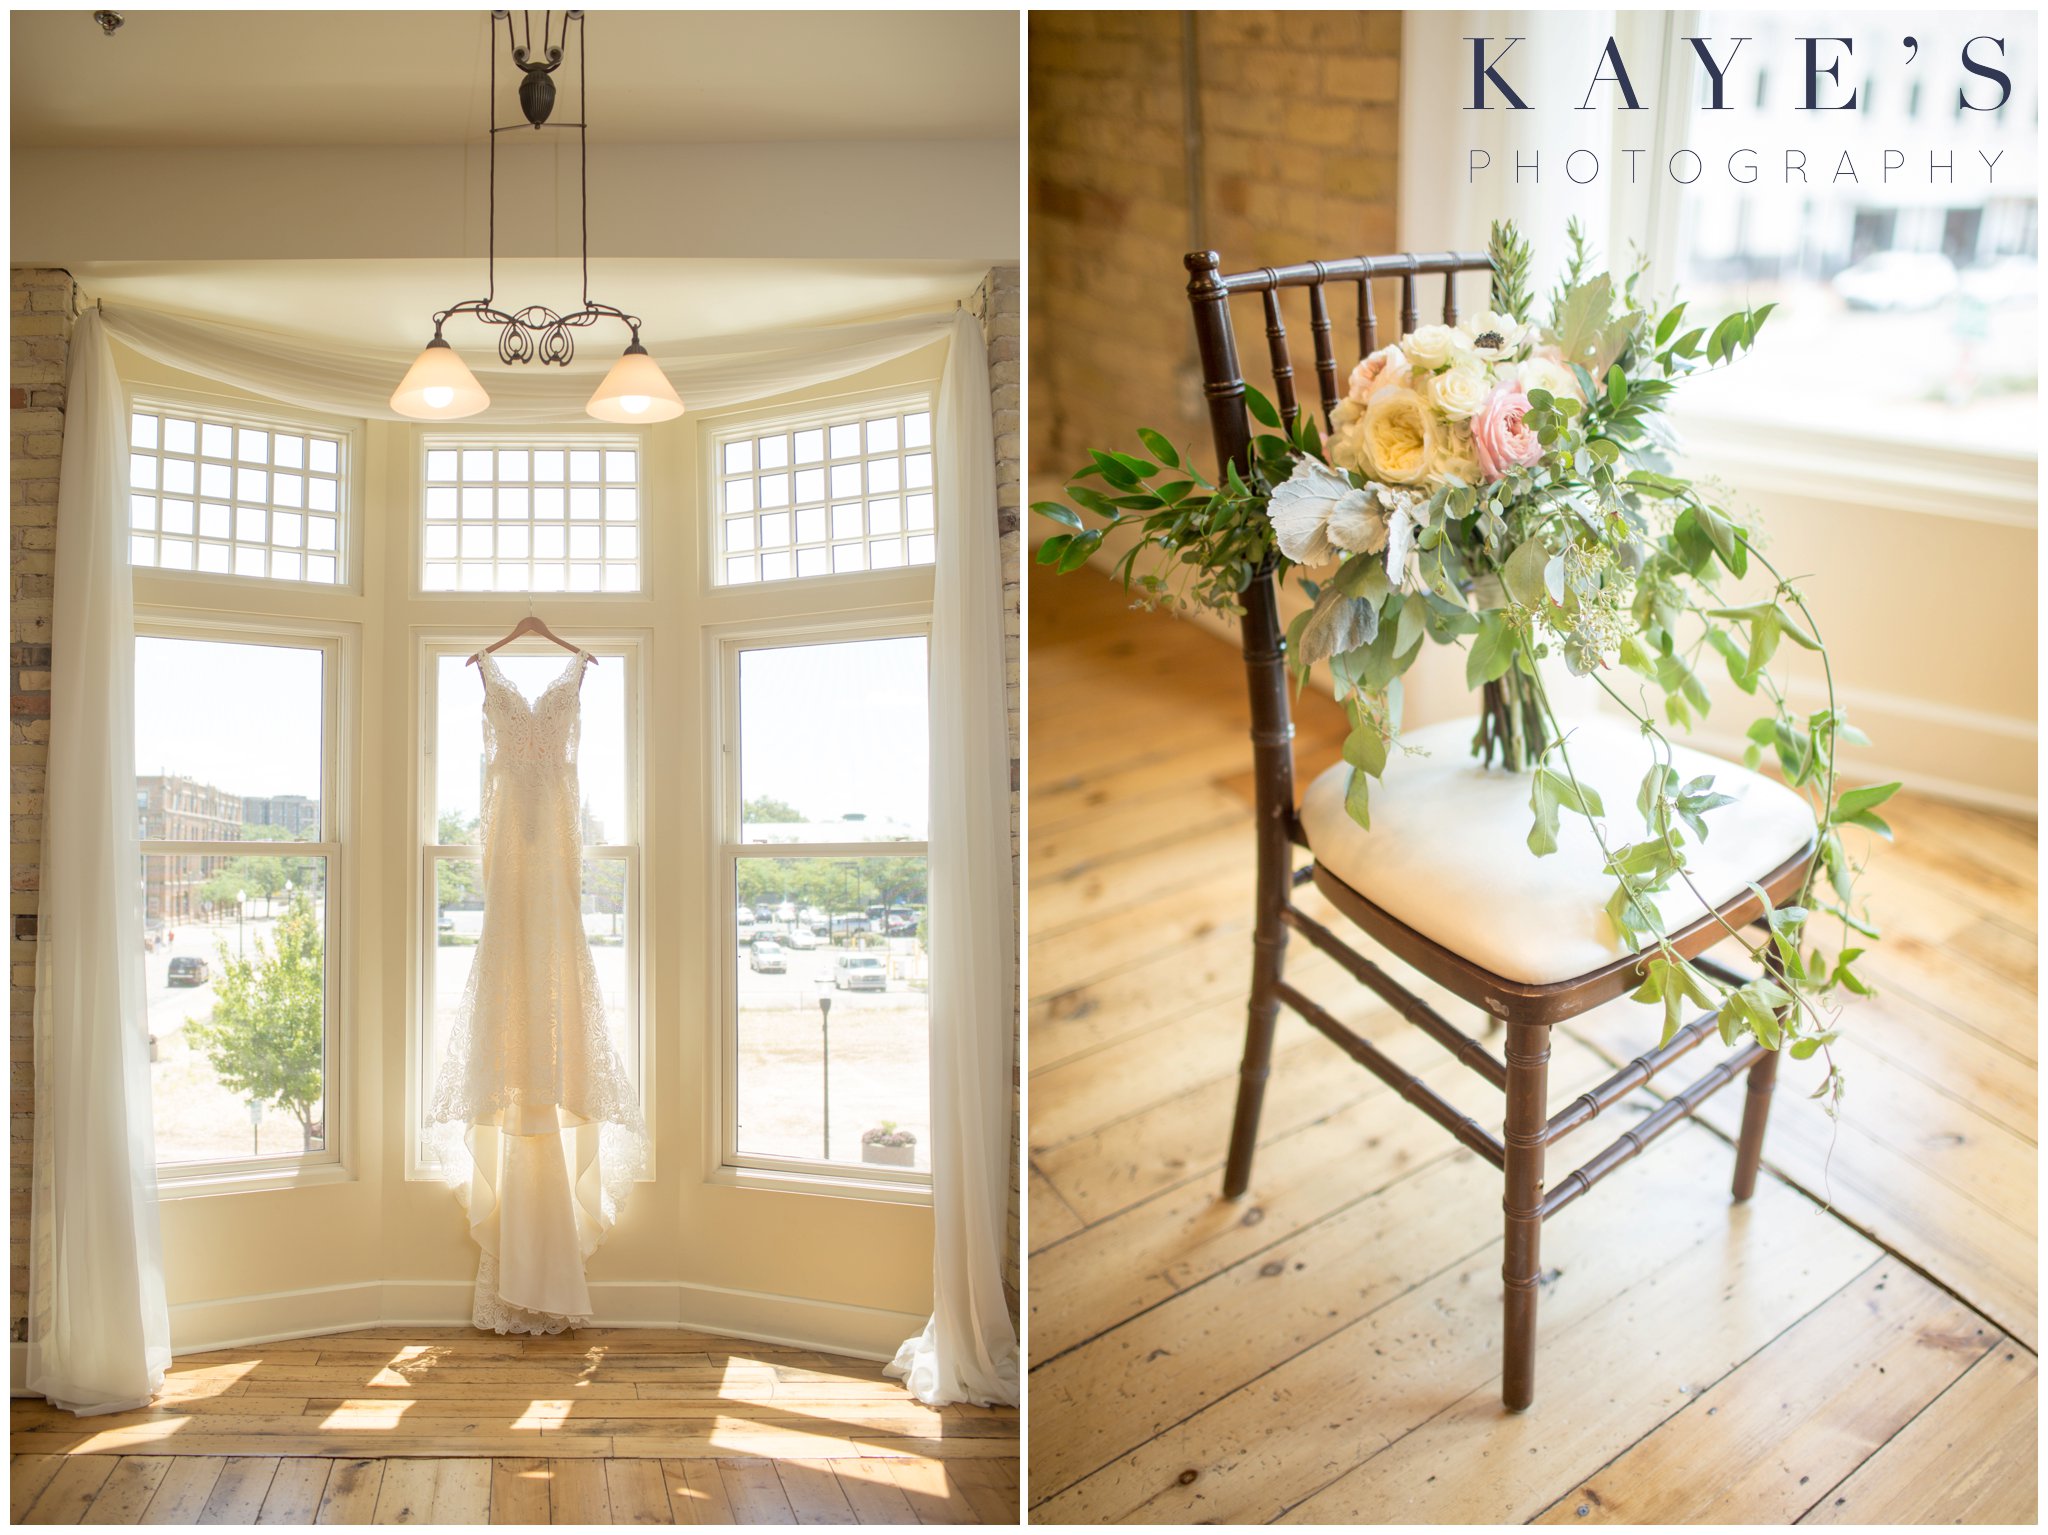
[167,955,210,987]
[782,926,819,951]
[1833,251,1958,312]
[748,939,787,974]
[834,953,888,992]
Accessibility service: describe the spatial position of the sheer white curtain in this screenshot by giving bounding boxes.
[886,310,1020,1408]
[100,305,952,425]
[26,309,172,1414]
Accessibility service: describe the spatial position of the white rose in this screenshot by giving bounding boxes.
[1327,399,1369,475]
[1459,308,1530,362]
[1517,354,1581,403]
[1402,323,1463,370]
[1428,362,1492,420]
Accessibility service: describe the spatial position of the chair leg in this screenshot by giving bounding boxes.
[1731,1042,1780,1200]
[1222,928,1285,1198]
[1501,1019,1550,1413]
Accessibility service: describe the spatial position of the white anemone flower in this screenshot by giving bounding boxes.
[1459,308,1530,363]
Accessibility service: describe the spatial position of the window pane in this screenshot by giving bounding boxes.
[714,402,936,587]
[739,636,927,842]
[135,635,325,842]
[421,438,642,593]
[146,853,328,1165]
[129,408,344,585]
[732,854,928,1172]
[433,650,627,845]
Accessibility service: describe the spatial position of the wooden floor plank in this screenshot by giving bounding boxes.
[602,1459,674,1525]
[884,1459,977,1525]
[82,1457,174,1525]
[488,1459,552,1525]
[13,1455,66,1520]
[950,1460,1019,1525]
[773,1460,857,1525]
[140,1457,226,1524]
[20,1452,116,1523]
[716,1458,794,1524]
[822,1459,916,1525]
[1800,1340,2039,1524]
[1529,1264,1997,1524]
[547,1459,612,1523]
[660,1460,733,1526]
[311,1459,383,1525]
[253,1459,331,1525]
[197,1456,279,1524]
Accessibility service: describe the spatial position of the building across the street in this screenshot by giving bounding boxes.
[241,793,320,837]
[137,775,241,925]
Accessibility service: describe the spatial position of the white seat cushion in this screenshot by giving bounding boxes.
[1297,715,1815,986]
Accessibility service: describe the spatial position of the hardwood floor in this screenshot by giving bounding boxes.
[11,1327,1018,1524]
[1025,560,2037,1525]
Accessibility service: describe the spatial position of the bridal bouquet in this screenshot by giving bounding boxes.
[1033,221,1893,1107]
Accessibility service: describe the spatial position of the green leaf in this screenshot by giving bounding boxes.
[1032,501,1083,531]
[1527,768,1560,857]
[1501,537,1552,608]
[1343,719,1390,778]
[1057,529,1103,573]
[1537,764,1605,819]
[1137,428,1180,469]
[1035,534,1071,565]
[1830,782,1901,826]
[1344,765,1372,829]
[1654,301,1687,348]
[1244,385,1281,429]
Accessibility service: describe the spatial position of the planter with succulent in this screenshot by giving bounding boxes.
[860,1121,918,1167]
[1032,220,1896,1109]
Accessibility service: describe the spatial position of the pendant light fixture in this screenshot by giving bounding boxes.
[391,11,684,423]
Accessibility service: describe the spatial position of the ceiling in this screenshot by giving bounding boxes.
[75,258,986,350]
[11,9,1018,148]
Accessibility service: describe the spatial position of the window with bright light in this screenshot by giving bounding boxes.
[127,406,347,583]
[1670,12,2038,452]
[419,643,643,1156]
[712,399,936,585]
[421,440,643,593]
[135,630,339,1175]
[719,631,931,1186]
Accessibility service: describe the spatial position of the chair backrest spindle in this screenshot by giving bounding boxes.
[1358,276,1378,356]
[1443,270,1460,326]
[1260,284,1299,429]
[1399,265,1419,337]
[1306,273,1340,424]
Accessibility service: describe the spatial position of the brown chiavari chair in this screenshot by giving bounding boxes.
[1182,248,1815,1412]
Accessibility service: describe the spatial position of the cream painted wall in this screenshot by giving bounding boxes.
[124,339,953,1352]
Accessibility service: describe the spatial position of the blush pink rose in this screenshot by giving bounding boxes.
[1346,345,1409,403]
[1471,381,1542,482]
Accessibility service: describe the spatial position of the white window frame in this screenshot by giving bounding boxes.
[412,426,652,598]
[700,382,940,595]
[405,630,652,1181]
[136,610,355,1197]
[126,385,366,596]
[704,609,935,1206]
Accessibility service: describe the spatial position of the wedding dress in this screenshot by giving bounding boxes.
[425,648,646,1334]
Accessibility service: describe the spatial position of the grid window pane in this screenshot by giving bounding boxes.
[128,408,345,586]
[422,439,642,594]
[714,401,936,587]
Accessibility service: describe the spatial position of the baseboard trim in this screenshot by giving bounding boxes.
[14,1280,925,1394]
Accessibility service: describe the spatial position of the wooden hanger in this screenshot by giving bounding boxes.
[466,596,600,670]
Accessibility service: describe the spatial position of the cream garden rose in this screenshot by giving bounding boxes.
[1427,361,1493,420]
[1400,323,1464,370]
[1361,386,1436,484]
[1346,344,1410,401]
[1517,348,1581,403]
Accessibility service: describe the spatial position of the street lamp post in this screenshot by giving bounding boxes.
[246,1096,264,1157]
[816,979,833,1161]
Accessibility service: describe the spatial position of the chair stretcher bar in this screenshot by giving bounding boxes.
[1282,904,1509,1089]
[1539,1042,1765,1220]
[1275,981,1507,1168]
[1544,1011,1723,1144]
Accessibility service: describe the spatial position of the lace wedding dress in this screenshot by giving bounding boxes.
[425,648,646,1334]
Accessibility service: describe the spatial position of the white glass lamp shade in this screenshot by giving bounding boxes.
[390,338,490,420]
[586,343,685,423]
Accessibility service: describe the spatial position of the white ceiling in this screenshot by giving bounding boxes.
[11,9,1018,148]
[75,257,987,349]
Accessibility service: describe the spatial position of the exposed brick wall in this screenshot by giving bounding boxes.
[11,268,70,1339]
[969,265,1022,1326]
[1029,10,1400,481]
